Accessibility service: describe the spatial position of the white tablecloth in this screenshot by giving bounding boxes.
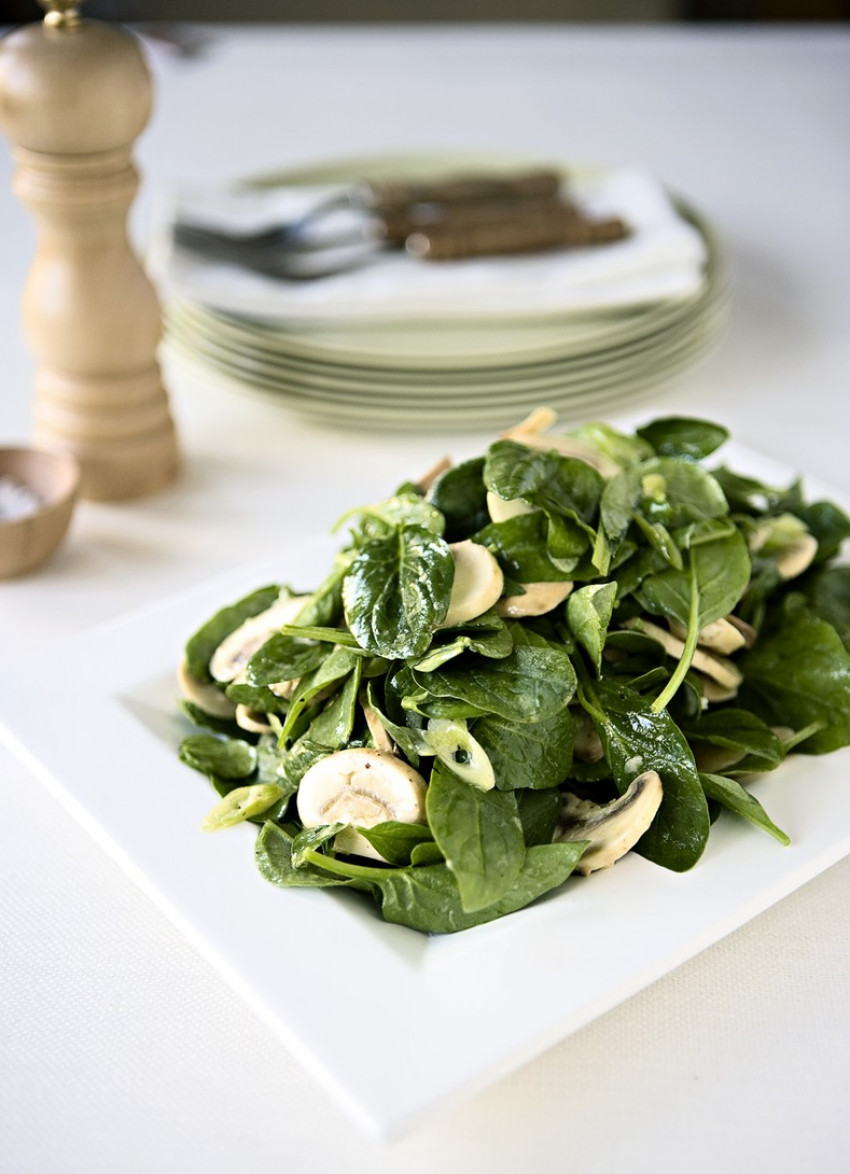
[0,24,848,1174]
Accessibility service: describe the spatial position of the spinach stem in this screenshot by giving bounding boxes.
[651,562,700,714]
[303,848,391,882]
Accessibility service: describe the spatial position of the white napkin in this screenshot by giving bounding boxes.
[149,167,709,325]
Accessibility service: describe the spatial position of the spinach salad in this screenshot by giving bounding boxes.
[177,411,850,934]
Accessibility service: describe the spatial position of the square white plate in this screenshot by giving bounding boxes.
[1,451,849,1140]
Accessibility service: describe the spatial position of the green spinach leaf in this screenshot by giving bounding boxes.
[343,526,453,658]
[738,595,850,753]
[179,734,257,780]
[426,762,525,912]
[185,585,280,684]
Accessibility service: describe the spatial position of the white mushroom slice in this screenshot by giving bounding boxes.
[439,540,504,628]
[748,514,818,580]
[209,593,313,683]
[486,490,536,525]
[416,455,452,492]
[503,430,620,479]
[360,689,396,754]
[235,705,274,735]
[775,533,818,580]
[496,579,573,618]
[701,678,740,705]
[177,657,237,719]
[555,770,663,875]
[502,406,558,437]
[623,618,743,691]
[668,615,751,655]
[692,742,747,774]
[269,678,298,700]
[573,713,604,763]
[297,747,427,862]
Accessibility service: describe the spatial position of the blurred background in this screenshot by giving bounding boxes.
[1,0,849,21]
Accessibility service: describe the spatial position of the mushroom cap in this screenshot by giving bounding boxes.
[297,747,427,862]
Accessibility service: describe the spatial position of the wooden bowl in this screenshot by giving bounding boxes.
[0,445,80,578]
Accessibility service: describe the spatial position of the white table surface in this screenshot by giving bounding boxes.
[1,23,849,1173]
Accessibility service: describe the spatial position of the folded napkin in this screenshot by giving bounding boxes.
[149,167,708,325]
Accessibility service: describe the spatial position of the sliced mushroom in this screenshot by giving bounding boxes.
[486,490,536,525]
[235,704,274,735]
[177,657,237,719]
[439,540,504,628]
[296,747,427,862]
[775,532,818,579]
[748,514,818,580]
[502,407,558,437]
[360,689,396,754]
[269,678,298,700]
[209,593,313,683]
[668,615,754,655]
[555,770,663,875]
[502,407,620,477]
[701,678,740,705]
[622,618,743,691]
[496,579,574,618]
[573,712,604,763]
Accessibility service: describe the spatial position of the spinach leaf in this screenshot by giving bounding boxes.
[569,421,653,468]
[291,557,350,629]
[581,680,710,871]
[412,645,577,723]
[601,457,729,548]
[795,500,850,563]
[681,709,785,772]
[376,842,587,934]
[184,585,280,684]
[336,492,445,541]
[410,840,445,866]
[636,417,729,461]
[364,680,426,763]
[426,762,525,912]
[179,700,245,740]
[699,773,790,845]
[246,635,331,687]
[179,734,257,780]
[290,823,346,868]
[800,565,850,650]
[307,658,362,748]
[738,595,850,753]
[474,706,575,791]
[356,822,434,866]
[485,440,603,525]
[343,526,453,658]
[225,681,287,713]
[567,582,618,675]
[637,525,751,630]
[278,647,362,743]
[255,822,363,889]
[428,457,490,541]
[516,788,562,846]
[413,617,513,672]
[276,737,330,793]
[474,513,573,583]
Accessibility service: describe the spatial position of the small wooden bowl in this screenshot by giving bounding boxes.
[0,445,80,578]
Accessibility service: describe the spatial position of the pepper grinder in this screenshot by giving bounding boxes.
[0,0,179,500]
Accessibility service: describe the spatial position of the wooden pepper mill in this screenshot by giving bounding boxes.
[0,0,179,500]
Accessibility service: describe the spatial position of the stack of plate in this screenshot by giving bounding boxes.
[159,156,730,433]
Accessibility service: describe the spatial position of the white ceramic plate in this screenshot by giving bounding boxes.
[2,447,848,1140]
